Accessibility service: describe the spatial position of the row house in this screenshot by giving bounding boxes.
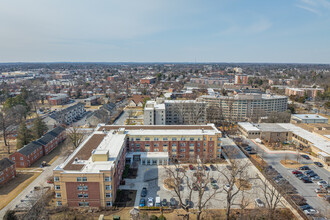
[10,127,66,168]
[0,158,16,185]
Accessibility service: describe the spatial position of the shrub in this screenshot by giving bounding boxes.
[149,215,158,220]
[158,214,166,220]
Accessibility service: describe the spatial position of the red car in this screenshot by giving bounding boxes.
[189,164,194,170]
[292,170,302,175]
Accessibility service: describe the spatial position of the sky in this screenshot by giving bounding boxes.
[0,0,330,63]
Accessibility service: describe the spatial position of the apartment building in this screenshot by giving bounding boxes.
[140,76,156,84]
[199,93,288,122]
[10,127,66,168]
[0,158,16,185]
[234,74,248,85]
[44,103,85,127]
[53,124,221,208]
[285,87,324,99]
[144,98,207,125]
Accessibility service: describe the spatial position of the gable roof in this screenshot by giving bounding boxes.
[130,95,149,105]
[18,141,43,156]
[0,158,15,171]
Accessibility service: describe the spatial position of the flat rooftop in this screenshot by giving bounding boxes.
[292,114,328,120]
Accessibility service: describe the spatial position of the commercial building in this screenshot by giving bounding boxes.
[10,127,66,168]
[0,158,16,185]
[291,114,328,124]
[238,122,330,163]
[144,98,207,125]
[199,93,288,122]
[53,124,221,208]
[189,77,231,88]
[140,76,156,84]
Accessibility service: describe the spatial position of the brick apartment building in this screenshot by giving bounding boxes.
[0,158,16,185]
[53,124,221,208]
[285,87,324,99]
[48,94,69,105]
[10,126,66,168]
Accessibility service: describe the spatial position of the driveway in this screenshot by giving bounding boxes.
[0,153,69,218]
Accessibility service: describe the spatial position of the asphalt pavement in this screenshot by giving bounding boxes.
[244,138,330,216]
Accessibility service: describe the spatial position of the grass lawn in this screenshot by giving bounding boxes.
[0,172,41,210]
[280,160,304,169]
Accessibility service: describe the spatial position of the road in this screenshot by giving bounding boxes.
[244,138,330,216]
[0,153,69,218]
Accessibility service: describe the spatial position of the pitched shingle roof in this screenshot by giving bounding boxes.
[18,141,43,156]
[0,158,15,172]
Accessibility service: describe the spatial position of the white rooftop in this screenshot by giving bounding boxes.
[292,114,328,120]
[238,122,260,132]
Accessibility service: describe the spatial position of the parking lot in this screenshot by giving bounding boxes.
[119,161,283,210]
[244,138,330,217]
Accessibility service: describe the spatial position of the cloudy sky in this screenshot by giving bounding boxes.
[0,0,329,63]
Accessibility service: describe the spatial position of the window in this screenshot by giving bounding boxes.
[105,177,111,182]
[180,149,185,152]
[85,202,89,207]
[136,138,141,141]
[180,143,186,147]
[163,144,168,147]
[105,185,112,190]
[20,162,24,166]
[54,176,60,182]
[84,194,88,198]
[154,137,159,141]
[12,157,15,161]
[172,143,177,147]
[83,186,88,191]
[77,177,82,182]
[106,193,112,198]
[172,137,177,141]
[79,202,84,207]
[82,177,87,182]
[145,137,150,141]
[189,143,194,147]
[55,185,60,190]
[106,201,112,207]
[154,143,159,147]
[78,193,83,198]
[56,201,62,206]
[56,193,61,198]
[181,137,186,141]
[190,137,194,141]
[163,137,168,141]
[172,149,177,152]
[77,186,83,190]
[136,144,140,148]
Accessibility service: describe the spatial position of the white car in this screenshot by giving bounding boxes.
[224,184,230,191]
[314,188,327,193]
[304,209,318,215]
[311,176,322,181]
[255,198,265,208]
[147,197,154,207]
[317,181,328,186]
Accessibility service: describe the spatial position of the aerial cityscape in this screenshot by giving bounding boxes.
[0,1,329,220]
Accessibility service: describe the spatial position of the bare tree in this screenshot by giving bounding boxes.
[67,126,85,149]
[0,108,16,151]
[220,147,251,220]
[164,160,220,220]
[259,176,283,220]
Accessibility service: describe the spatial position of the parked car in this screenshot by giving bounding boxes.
[210,177,217,183]
[147,197,154,207]
[255,198,265,207]
[299,166,310,170]
[291,195,307,206]
[304,170,314,175]
[314,188,327,193]
[211,183,218,189]
[302,177,313,183]
[301,155,310,160]
[317,181,328,186]
[155,197,161,207]
[170,198,177,208]
[292,170,302,175]
[314,162,323,167]
[226,165,232,170]
[311,176,322,181]
[192,183,198,191]
[141,187,147,197]
[304,209,318,215]
[210,164,216,171]
[296,173,304,179]
[203,165,209,171]
[224,184,230,191]
[189,164,194,170]
[162,199,167,207]
[185,199,192,208]
[300,204,313,211]
[139,199,146,207]
[307,173,318,178]
[297,174,307,180]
